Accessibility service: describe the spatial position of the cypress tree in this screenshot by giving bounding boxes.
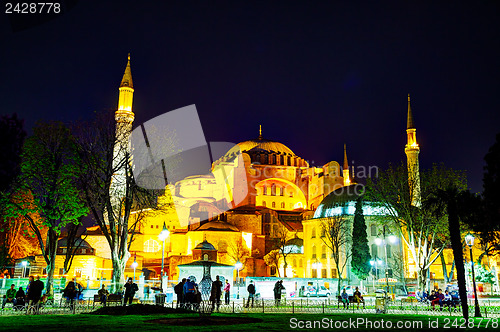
[351,198,371,280]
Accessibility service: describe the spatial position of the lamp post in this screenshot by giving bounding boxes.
[465,233,481,318]
[131,259,138,281]
[158,222,170,291]
[235,261,243,299]
[21,260,28,278]
[370,259,377,292]
[375,227,399,300]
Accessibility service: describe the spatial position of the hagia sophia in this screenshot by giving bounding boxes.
[18,56,498,294]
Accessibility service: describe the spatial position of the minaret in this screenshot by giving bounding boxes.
[258,125,263,140]
[343,144,351,186]
[110,54,135,218]
[116,53,135,126]
[405,94,421,207]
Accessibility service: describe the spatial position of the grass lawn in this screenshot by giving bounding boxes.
[0,312,498,331]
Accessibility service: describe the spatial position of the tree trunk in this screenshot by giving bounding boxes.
[111,250,129,293]
[418,268,427,293]
[440,252,449,284]
[283,260,287,278]
[45,250,57,297]
[448,202,469,319]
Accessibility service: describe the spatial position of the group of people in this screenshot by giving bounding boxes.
[1,275,44,310]
[418,288,459,309]
[174,276,201,309]
[174,276,232,311]
[340,287,364,309]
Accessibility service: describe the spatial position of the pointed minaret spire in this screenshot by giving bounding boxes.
[343,144,351,186]
[258,124,263,140]
[407,93,414,129]
[120,53,133,88]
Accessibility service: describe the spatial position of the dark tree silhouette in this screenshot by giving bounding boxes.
[350,198,371,281]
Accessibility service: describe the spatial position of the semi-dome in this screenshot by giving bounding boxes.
[195,221,239,232]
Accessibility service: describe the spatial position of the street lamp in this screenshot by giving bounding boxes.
[131,259,138,281]
[21,260,28,278]
[235,261,243,299]
[158,222,170,291]
[465,233,481,317]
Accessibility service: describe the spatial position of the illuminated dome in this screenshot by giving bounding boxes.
[313,184,389,218]
[218,132,308,166]
[237,138,296,156]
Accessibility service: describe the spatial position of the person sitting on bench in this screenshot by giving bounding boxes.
[341,288,349,309]
[353,287,364,308]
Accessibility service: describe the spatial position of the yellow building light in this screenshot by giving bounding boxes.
[242,232,252,250]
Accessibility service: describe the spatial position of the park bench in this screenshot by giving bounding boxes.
[93,293,123,308]
[337,295,365,309]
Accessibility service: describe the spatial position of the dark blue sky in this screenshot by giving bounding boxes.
[1,1,499,193]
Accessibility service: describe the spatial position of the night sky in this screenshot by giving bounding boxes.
[1,1,499,193]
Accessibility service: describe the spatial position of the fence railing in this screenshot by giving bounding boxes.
[1,296,500,317]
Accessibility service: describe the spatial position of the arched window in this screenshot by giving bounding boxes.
[312,246,317,259]
[311,227,316,238]
[271,184,276,196]
[370,224,377,236]
[371,243,378,258]
[263,186,267,195]
[299,259,303,267]
[272,202,276,208]
[321,246,327,259]
[262,201,266,207]
[281,202,285,209]
[280,187,284,196]
[320,228,326,238]
[144,239,160,253]
[293,259,297,267]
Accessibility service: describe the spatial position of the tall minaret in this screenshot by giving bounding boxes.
[405,94,421,207]
[343,144,351,186]
[110,54,135,216]
[116,53,135,128]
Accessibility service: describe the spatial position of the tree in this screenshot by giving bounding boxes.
[62,220,88,274]
[478,133,500,254]
[425,188,476,319]
[366,163,467,292]
[271,222,295,278]
[264,249,281,277]
[350,198,371,281]
[320,213,352,295]
[6,121,87,297]
[227,239,250,266]
[74,111,172,292]
[0,113,26,273]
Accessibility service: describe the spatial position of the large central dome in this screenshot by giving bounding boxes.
[237,138,296,156]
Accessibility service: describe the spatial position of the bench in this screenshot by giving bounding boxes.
[93,294,123,308]
[337,295,365,309]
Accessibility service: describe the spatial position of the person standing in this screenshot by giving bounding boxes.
[210,275,223,311]
[273,280,284,306]
[2,284,17,308]
[123,277,138,306]
[224,280,231,305]
[175,278,186,308]
[246,280,256,308]
[183,277,196,309]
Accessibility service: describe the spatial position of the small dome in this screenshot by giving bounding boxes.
[313,184,365,218]
[194,240,217,251]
